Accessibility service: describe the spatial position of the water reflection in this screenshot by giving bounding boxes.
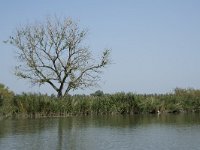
[0,114,200,150]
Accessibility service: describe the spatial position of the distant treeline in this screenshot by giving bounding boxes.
[0,84,200,118]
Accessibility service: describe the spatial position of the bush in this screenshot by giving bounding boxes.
[0,84,14,117]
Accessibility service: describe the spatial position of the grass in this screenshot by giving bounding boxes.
[0,86,200,118]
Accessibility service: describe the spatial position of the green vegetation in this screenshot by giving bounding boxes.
[0,84,14,117]
[0,84,200,119]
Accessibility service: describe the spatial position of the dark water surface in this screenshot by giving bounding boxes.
[0,114,200,150]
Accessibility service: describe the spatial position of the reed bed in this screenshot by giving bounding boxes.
[1,87,200,118]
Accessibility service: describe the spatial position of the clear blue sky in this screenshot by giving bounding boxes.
[1,0,200,94]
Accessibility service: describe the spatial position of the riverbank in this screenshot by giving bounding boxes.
[1,88,200,119]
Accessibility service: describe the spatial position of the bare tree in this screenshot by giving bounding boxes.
[6,17,110,97]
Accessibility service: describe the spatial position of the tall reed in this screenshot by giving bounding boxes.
[0,87,200,118]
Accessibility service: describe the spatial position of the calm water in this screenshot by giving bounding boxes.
[0,114,200,150]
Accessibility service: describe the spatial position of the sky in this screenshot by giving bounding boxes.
[1,0,200,95]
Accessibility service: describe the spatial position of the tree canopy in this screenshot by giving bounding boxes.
[6,17,110,97]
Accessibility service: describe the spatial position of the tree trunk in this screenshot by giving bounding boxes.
[57,90,63,98]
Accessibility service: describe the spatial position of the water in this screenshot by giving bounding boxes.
[0,114,200,150]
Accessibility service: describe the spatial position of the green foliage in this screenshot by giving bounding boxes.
[90,90,104,97]
[0,84,14,117]
[1,85,200,118]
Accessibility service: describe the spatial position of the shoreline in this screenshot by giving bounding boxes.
[1,110,199,120]
[1,88,200,120]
